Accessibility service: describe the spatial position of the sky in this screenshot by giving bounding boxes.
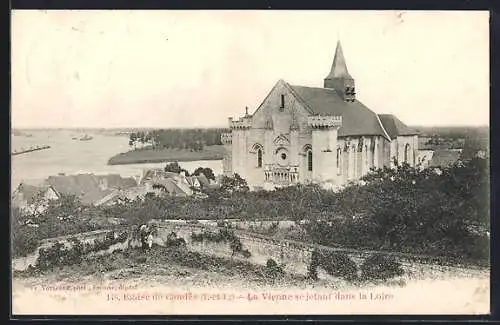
[11,10,489,128]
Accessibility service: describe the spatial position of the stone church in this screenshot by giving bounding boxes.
[221,40,419,190]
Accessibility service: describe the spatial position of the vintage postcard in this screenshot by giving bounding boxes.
[11,10,490,316]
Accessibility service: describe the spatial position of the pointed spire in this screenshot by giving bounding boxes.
[325,40,352,79]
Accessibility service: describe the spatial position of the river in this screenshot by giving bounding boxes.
[11,129,222,191]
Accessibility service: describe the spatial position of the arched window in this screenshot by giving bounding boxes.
[336,148,342,175]
[257,148,263,168]
[404,143,410,164]
[307,150,313,171]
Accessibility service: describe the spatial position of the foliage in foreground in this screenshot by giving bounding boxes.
[302,158,490,264]
[12,158,489,266]
[308,249,358,281]
[359,254,405,281]
[191,228,251,258]
[36,231,129,271]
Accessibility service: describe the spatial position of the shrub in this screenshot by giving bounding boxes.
[191,232,204,242]
[229,238,243,254]
[36,241,83,271]
[86,231,129,254]
[307,261,318,280]
[266,222,279,235]
[34,231,131,271]
[360,253,405,281]
[266,258,285,278]
[309,249,358,281]
[191,229,251,257]
[11,208,41,258]
[166,237,187,248]
[240,249,252,258]
[12,225,40,258]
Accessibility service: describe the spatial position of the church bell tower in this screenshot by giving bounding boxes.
[324,40,356,102]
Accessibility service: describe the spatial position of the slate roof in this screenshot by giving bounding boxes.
[185,176,196,187]
[195,174,210,187]
[94,190,121,207]
[325,40,352,79]
[94,186,154,206]
[13,183,60,205]
[154,179,189,197]
[141,169,180,184]
[289,85,390,138]
[378,114,419,139]
[96,174,137,189]
[13,183,41,205]
[44,174,113,205]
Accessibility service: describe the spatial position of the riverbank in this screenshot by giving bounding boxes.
[107,145,225,165]
[12,145,51,156]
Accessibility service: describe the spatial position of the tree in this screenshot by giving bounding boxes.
[11,207,40,257]
[220,173,249,193]
[22,189,49,223]
[43,193,81,221]
[129,132,140,150]
[164,162,190,175]
[193,167,215,181]
[301,157,490,262]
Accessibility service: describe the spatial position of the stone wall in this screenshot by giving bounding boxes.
[155,223,313,276]
[13,221,470,278]
[12,227,133,272]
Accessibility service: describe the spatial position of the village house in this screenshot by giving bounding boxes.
[12,183,61,215]
[94,167,219,206]
[221,40,419,189]
[94,186,153,207]
[42,173,138,205]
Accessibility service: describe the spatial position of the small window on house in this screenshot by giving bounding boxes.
[257,149,263,168]
[307,150,313,171]
[280,94,285,109]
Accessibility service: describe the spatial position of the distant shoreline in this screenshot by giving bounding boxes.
[107,145,225,165]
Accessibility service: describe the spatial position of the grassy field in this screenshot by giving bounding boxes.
[107,145,226,165]
[12,245,490,315]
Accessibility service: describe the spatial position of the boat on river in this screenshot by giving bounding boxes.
[79,134,94,141]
